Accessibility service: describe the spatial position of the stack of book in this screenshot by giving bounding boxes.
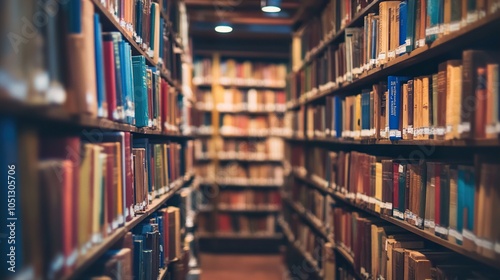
[83,206,188,279]
[218,189,282,210]
[288,50,500,141]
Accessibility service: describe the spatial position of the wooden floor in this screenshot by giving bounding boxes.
[199,253,285,280]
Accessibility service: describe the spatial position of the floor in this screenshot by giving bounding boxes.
[199,253,285,280]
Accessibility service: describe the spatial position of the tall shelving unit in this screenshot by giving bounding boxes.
[281,1,500,279]
[192,52,287,252]
[0,0,198,279]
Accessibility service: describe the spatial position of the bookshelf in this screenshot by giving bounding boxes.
[0,0,199,279]
[192,53,287,250]
[281,0,500,279]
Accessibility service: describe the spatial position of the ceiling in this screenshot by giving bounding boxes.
[185,0,303,58]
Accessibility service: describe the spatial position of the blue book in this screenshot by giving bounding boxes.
[124,43,135,125]
[464,166,476,244]
[159,19,165,64]
[133,239,144,279]
[388,76,410,140]
[362,90,371,132]
[371,18,378,60]
[68,0,82,33]
[119,41,129,124]
[94,14,107,118]
[156,215,165,267]
[399,1,408,54]
[133,56,149,127]
[135,0,143,41]
[133,138,153,196]
[426,0,441,43]
[334,96,343,138]
[406,0,416,52]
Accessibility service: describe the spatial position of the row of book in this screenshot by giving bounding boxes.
[95,0,183,80]
[283,205,326,272]
[299,0,499,71]
[289,182,332,228]
[0,118,193,275]
[218,190,282,210]
[0,118,193,278]
[220,114,285,135]
[194,138,284,161]
[288,50,500,140]
[331,207,497,280]
[85,206,187,280]
[284,178,499,279]
[218,163,284,183]
[195,89,286,112]
[191,111,212,134]
[1,1,186,130]
[193,58,287,86]
[300,0,375,59]
[288,144,500,260]
[197,212,277,235]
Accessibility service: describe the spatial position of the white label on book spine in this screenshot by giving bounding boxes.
[396,45,406,55]
[458,122,471,133]
[494,242,500,254]
[425,26,440,37]
[448,228,463,241]
[462,229,476,242]
[407,126,414,135]
[393,210,404,220]
[486,124,497,134]
[423,127,430,135]
[378,52,386,60]
[449,21,461,32]
[389,130,397,137]
[388,51,396,58]
[434,226,448,235]
[476,238,494,250]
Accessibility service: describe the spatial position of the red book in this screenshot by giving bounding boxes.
[124,132,134,221]
[161,80,169,132]
[103,41,117,120]
[39,137,80,269]
[218,214,232,232]
[61,160,75,274]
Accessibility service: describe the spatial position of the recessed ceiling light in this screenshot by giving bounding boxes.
[215,24,233,33]
[261,0,281,13]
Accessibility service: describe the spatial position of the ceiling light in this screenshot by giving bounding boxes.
[261,0,281,13]
[215,24,233,33]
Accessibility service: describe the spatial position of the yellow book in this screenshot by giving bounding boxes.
[375,162,383,213]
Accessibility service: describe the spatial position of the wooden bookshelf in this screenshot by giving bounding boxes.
[65,173,195,280]
[287,10,500,110]
[158,268,168,280]
[282,135,500,148]
[199,178,283,188]
[195,157,284,163]
[283,196,331,242]
[289,170,500,270]
[193,80,286,90]
[277,218,324,279]
[0,98,194,140]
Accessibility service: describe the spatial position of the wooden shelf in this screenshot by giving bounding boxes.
[288,10,500,110]
[290,171,500,270]
[65,173,195,280]
[193,79,286,90]
[220,132,289,139]
[278,218,324,279]
[0,98,194,140]
[282,135,500,148]
[283,196,331,242]
[196,107,286,114]
[158,268,168,280]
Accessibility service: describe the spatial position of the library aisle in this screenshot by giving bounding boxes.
[199,254,284,280]
[3,0,500,279]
